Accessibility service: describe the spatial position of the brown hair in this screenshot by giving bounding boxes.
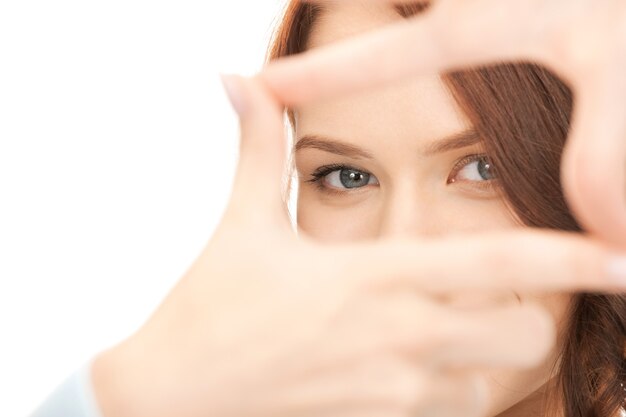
[266,2,626,416]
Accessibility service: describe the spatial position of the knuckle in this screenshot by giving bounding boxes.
[371,296,441,353]
[388,369,428,411]
[544,2,625,77]
[360,357,426,410]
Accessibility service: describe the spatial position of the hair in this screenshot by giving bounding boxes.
[266,2,626,416]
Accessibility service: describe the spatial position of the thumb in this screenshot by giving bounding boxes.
[561,74,626,247]
[220,74,290,230]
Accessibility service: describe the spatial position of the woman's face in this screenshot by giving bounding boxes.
[294,3,572,416]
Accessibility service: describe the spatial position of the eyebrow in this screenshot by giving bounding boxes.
[295,135,375,159]
[294,129,481,159]
[423,129,481,155]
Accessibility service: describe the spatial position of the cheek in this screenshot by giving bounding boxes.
[296,186,521,241]
[297,189,518,242]
[422,199,520,235]
[391,191,522,238]
[296,189,382,242]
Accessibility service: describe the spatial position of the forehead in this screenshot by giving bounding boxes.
[296,3,470,153]
[307,2,401,48]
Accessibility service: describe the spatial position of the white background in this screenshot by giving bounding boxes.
[0,1,287,415]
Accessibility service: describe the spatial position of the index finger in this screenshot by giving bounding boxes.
[261,0,550,105]
[320,229,626,294]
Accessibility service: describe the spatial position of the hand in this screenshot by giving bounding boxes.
[90,75,625,417]
[260,0,626,247]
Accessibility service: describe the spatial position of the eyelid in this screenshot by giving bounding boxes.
[447,153,492,184]
[307,163,373,181]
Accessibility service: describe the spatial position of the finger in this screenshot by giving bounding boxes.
[323,295,554,369]
[320,229,626,293]
[561,68,626,247]
[423,303,555,370]
[273,358,486,417]
[220,74,290,228]
[261,0,546,105]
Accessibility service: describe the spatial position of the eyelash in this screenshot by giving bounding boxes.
[306,163,371,195]
[447,154,496,187]
[306,155,496,194]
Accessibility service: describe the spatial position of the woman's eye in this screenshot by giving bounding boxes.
[308,166,379,191]
[326,168,379,189]
[448,155,496,184]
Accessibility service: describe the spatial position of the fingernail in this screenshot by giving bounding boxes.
[220,73,247,116]
[606,255,626,285]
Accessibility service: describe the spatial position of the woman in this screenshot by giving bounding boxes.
[265,1,625,416]
[34,3,626,417]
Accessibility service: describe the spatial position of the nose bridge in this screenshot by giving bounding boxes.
[378,180,437,239]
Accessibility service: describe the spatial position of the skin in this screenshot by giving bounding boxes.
[293,3,572,416]
[87,56,626,417]
[80,2,626,416]
[262,0,626,248]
